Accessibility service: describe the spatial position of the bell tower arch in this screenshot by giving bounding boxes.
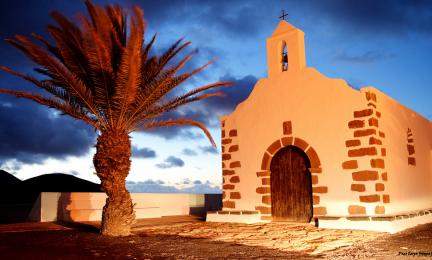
[266,20,306,78]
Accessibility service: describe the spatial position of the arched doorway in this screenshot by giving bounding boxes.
[270,145,312,222]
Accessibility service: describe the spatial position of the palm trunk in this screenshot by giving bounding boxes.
[93,130,135,236]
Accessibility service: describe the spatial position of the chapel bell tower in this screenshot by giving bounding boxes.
[266,20,306,78]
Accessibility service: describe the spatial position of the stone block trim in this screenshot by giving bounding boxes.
[367,102,376,108]
[255,121,328,219]
[256,171,270,177]
[375,183,385,191]
[348,205,366,215]
[261,152,271,170]
[313,195,320,205]
[366,92,377,102]
[313,207,327,216]
[408,157,416,166]
[256,186,270,194]
[262,195,271,205]
[311,175,318,184]
[407,128,416,166]
[351,184,366,192]
[312,186,328,193]
[342,90,390,215]
[223,170,235,176]
[354,129,376,137]
[293,137,309,151]
[407,145,415,155]
[230,192,241,199]
[229,129,237,137]
[230,161,241,168]
[283,121,292,135]
[352,170,379,181]
[281,136,293,146]
[220,123,242,211]
[223,201,235,208]
[368,117,379,127]
[342,160,358,169]
[348,120,365,129]
[230,176,240,183]
[267,140,282,155]
[222,138,232,145]
[348,147,377,157]
[255,206,271,214]
[354,109,374,118]
[359,194,380,203]
[375,205,385,214]
[310,168,322,173]
[223,184,235,190]
[222,154,231,161]
[228,145,239,152]
[369,137,382,145]
[306,147,321,168]
[346,139,361,147]
[370,158,385,169]
[314,208,432,222]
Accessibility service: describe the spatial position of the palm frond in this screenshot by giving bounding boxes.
[114,6,144,128]
[142,118,216,147]
[0,88,98,127]
[0,0,231,139]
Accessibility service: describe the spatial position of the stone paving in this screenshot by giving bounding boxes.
[133,220,384,256]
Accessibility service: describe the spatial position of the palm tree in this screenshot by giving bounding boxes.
[0,0,230,236]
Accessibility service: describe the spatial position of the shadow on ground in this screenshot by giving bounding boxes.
[0,218,431,259]
[0,227,316,259]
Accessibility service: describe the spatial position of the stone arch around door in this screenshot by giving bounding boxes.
[255,122,328,221]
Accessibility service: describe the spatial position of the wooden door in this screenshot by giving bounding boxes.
[270,145,312,222]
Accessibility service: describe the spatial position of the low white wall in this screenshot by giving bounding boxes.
[319,214,432,234]
[29,192,219,222]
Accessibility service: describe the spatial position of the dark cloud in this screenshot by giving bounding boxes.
[143,74,257,140]
[155,156,185,169]
[0,162,22,174]
[310,0,432,36]
[145,126,204,141]
[203,74,257,114]
[1,0,430,169]
[199,145,219,155]
[125,0,267,39]
[334,51,396,64]
[132,146,157,159]
[182,148,198,156]
[0,0,259,144]
[0,99,96,167]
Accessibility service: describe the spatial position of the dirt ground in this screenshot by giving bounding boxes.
[0,216,431,259]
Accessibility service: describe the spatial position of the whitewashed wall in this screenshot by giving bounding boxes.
[29,192,220,222]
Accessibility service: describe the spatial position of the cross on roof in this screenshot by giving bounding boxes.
[279,10,288,21]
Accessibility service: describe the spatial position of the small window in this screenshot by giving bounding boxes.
[281,41,288,71]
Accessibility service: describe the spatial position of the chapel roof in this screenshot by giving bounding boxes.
[271,20,300,37]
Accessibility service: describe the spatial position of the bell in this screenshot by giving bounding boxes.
[282,53,288,63]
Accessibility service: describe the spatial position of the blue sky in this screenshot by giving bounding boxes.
[0,0,431,192]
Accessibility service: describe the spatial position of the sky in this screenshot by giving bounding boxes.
[0,0,431,193]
